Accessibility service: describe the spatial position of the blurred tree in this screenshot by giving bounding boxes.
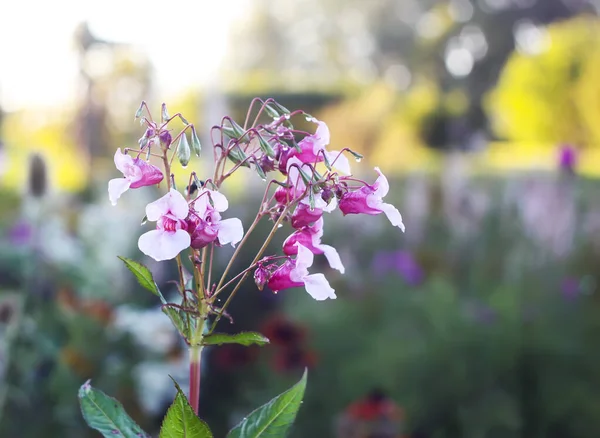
[223,0,596,153]
[487,15,600,148]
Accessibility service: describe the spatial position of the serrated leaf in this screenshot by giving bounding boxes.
[159,380,212,438]
[163,307,191,341]
[118,256,165,303]
[191,126,202,156]
[203,332,270,347]
[79,381,150,438]
[178,133,191,167]
[227,370,307,438]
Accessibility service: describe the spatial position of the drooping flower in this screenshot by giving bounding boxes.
[108,148,164,205]
[283,218,345,273]
[290,191,337,229]
[188,189,244,250]
[265,243,336,301]
[339,167,405,231]
[292,120,351,175]
[138,189,191,261]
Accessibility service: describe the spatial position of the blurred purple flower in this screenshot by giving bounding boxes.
[372,250,424,286]
[561,277,580,301]
[558,144,577,173]
[8,220,32,246]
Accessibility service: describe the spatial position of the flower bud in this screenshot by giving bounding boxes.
[254,264,271,291]
[258,154,275,174]
[159,130,172,148]
[320,187,335,204]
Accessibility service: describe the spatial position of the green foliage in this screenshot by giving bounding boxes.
[203,332,270,347]
[118,256,164,302]
[159,380,212,438]
[227,370,307,438]
[78,381,149,438]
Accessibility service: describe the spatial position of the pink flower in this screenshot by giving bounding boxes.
[266,243,337,301]
[138,189,191,261]
[290,193,337,229]
[108,148,164,205]
[290,120,351,174]
[188,189,244,249]
[283,218,345,273]
[339,167,405,231]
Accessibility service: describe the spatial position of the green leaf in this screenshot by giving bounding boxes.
[203,332,270,347]
[118,256,165,303]
[162,306,191,341]
[178,133,191,167]
[190,126,202,156]
[159,379,212,438]
[227,370,307,438]
[79,380,150,438]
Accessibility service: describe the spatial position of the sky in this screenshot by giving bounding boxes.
[0,0,250,111]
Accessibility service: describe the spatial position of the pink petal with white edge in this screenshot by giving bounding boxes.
[217,218,244,247]
[380,203,405,232]
[373,167,390,198]
[318,244,345,274]
[146,189,189,221]
[303,273,336,300]
[138,229,191,261]
[326,151,351,175]
[113,148,134,175]
[108,178,132,206]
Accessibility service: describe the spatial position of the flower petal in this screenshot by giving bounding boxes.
[373,167,390,198]
[326,150,351,175]
[217,218,244,247]
[315,121,330,145]
[138,229,191,261]
[291,243,314,281]
[380,202,405,232]
[208,190,229,212]
[318,244,345,274]
[303,273,336,300]
[108,178,132,206]
[323,196,337,213]
[147,189,189,221]
[114,148,134,175]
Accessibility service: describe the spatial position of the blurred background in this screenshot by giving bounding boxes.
[2,0,600,437]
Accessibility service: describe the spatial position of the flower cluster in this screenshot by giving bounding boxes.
[108,100,404,308]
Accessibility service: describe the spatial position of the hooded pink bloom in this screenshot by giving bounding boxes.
[108,148,164,205]
[188,189,244,250]
[339,167,405,231]
[266,243,336,301]
[290,120,351,175]
[138,189,191,261]
[283,217,345,273]
[290,194,337,228]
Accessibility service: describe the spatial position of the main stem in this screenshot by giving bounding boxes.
[189,344,203,415]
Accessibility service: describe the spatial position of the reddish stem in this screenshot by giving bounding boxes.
[189,346,202,415]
